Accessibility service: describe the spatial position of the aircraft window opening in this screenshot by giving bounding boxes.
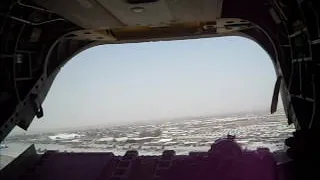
[0,36,295,170]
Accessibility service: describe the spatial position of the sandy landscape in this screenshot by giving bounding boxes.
[0,110,294,168]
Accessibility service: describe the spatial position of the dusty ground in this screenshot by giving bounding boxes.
[0,154,14,169]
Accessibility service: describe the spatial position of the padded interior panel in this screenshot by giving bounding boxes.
[34,0,222,29]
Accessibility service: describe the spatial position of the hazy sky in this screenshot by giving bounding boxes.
[22,36,277,131]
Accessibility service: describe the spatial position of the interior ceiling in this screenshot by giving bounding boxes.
[33,0,223,29]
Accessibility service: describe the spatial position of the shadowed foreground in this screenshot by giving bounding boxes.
[1,136,292,180]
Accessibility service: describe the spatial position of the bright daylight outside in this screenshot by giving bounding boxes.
[0,36,294,168]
